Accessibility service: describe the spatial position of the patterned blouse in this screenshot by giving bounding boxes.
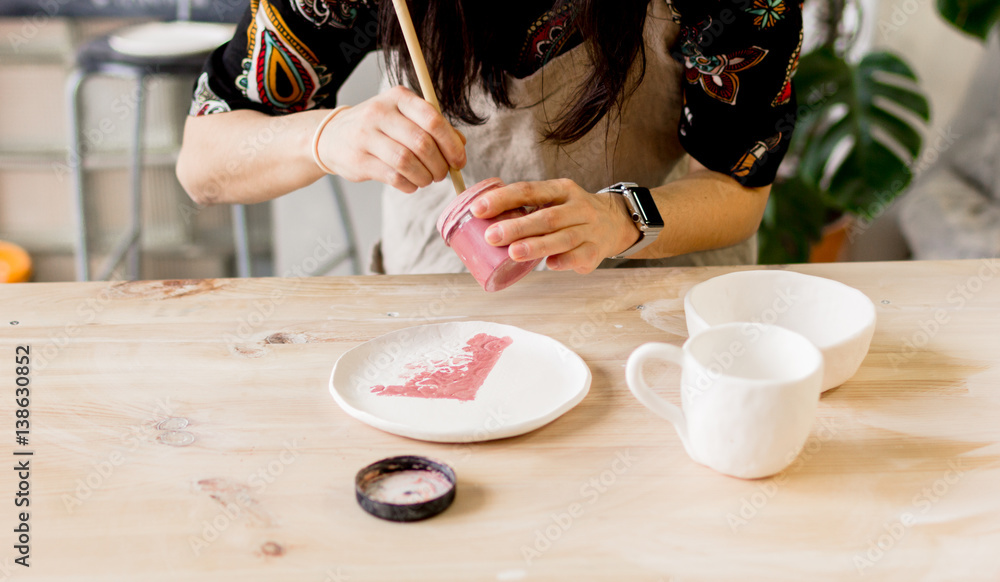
[190,0,803,187]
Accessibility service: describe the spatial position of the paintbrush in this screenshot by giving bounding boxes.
[390,0,467,195]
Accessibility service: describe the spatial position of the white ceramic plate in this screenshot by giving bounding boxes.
[109,22,236,57]
[330,321,591,443]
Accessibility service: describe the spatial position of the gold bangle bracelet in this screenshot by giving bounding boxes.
[311,105,351,174]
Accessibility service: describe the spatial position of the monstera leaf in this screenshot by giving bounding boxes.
[756,0,997,264]
[758,176,828,264]
[937,0,1000,39]
[792,48,930,218]
[758,48,930,263]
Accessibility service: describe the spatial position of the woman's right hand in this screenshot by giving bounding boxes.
[315,85,467,193]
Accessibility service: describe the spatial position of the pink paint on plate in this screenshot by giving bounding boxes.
[370,333,513,401]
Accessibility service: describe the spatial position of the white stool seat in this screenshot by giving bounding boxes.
[109,21,236,57]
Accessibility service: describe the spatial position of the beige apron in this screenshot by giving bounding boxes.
[372,0,756,275]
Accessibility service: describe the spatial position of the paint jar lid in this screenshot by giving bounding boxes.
[355,456,456,522]
[436,177,505,243]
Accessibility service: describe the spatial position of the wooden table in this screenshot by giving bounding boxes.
[3,260,999,581]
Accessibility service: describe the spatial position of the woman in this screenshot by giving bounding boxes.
[177,0,803,274]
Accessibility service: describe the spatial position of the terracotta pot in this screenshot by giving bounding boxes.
[809,214,855,263]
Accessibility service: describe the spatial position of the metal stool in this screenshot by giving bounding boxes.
[217,176,360,278]
[320,175,362,276]
[67,18,250,281]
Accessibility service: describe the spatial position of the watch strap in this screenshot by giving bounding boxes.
[600,182,662,259]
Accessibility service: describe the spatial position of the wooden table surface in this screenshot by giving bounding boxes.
[2,260,999,581]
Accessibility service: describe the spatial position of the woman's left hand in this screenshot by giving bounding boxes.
[469,178,639,274]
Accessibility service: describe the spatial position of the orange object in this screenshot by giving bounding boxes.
[809,214,853,263]
[0,241,32,283]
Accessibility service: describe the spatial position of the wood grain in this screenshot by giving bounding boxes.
[1,260,999,580]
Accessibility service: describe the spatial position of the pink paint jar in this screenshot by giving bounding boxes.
[437,178,542,292]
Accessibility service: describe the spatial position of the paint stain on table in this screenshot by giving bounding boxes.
[196,478,275,527]
[110,279,226,300]
[370,333,513,401]
[231,344,268,359]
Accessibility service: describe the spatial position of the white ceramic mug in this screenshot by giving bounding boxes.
[626,323,824,479]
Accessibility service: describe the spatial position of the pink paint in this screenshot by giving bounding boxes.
[437,178,542,292]
[370,333,513,401]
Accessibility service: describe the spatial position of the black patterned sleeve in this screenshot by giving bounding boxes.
[669,0,803,187]
[189,0,379,117]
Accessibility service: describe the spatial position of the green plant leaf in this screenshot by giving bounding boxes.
[937,0,1000,39]
[792,48,930,216]
[782,49,845,147]
[757,176,828,264]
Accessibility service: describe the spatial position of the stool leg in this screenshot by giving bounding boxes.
[232,204,252,277]
[67,68,90,281]
[330,176,361,275]
[126,71,147,280]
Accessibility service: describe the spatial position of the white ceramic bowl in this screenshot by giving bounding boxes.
[684,270,876,392]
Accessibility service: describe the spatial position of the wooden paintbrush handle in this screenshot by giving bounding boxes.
[390,0,467,195]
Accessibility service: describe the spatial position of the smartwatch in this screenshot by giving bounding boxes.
[598,182,664,259]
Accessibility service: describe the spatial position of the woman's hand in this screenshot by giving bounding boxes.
[315,86,466,193]
[470,178,640,274]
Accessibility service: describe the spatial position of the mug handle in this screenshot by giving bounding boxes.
[625,342,688,438]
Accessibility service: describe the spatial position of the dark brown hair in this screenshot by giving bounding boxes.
[378,0,650,145]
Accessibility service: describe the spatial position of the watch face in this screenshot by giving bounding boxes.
[630,187,664,228]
